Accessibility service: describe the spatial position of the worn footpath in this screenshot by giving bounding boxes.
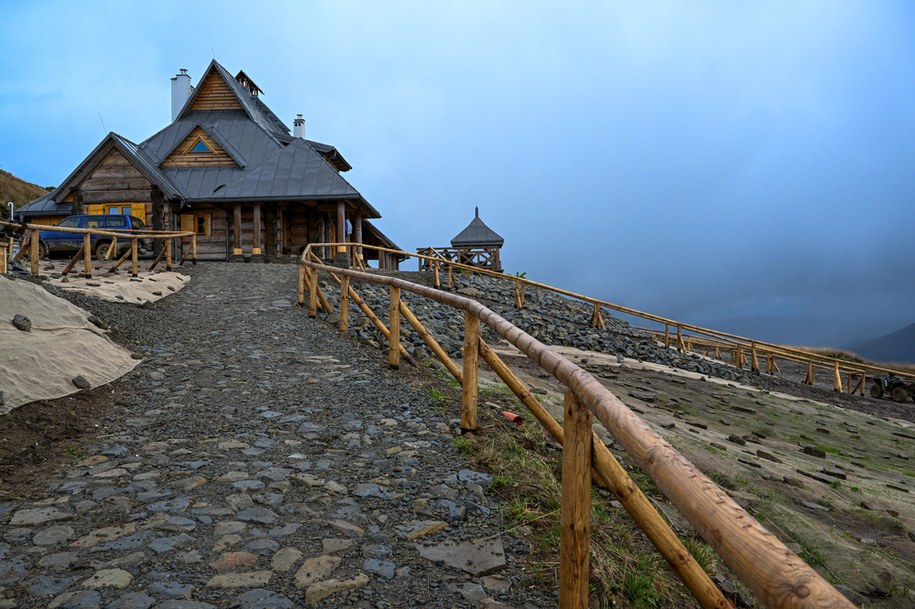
[0,263,554,609]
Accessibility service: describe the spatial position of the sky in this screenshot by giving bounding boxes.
[1,1,913,346]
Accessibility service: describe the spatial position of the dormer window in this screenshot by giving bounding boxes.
[190,138,212,153]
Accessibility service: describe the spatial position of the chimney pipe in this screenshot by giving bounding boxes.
[293,114,305,139]
[170,68,192,122]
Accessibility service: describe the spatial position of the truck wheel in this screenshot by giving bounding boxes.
[38,241,49,260]
[891,386,909,403]
[95,240,114,260]
[870,383,884,399]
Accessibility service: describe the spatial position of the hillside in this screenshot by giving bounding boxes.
[852,322,915,364]
[0,168,51,210]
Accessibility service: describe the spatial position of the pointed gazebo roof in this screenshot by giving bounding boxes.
[450,207,504,247]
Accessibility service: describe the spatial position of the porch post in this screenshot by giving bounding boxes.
[354,213,363,259]
[232,203,243,261]
[252,202,263,262]
[335,202,348,265]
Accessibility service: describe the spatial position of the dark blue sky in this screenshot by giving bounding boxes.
[2,1,912,345]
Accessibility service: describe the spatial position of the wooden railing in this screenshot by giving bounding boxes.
[298,243,856,609]
[417,245,503,272]
[0,220,196,278]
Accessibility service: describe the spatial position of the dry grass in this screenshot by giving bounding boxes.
[790,345,915,374]
[0,169,51,207]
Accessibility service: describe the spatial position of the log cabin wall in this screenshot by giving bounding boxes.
[63,150,153,222]
[179,205,227,260]
[161,127,237,168]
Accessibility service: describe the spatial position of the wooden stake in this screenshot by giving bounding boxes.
[590,303,604,329]
[131,238,138,277]
[560,392,591,609]
[343,283,415,366]
[833,362,842,393]
[664,324,671,349]
[308,268,318,317]
[402,300,462,383]
[676,325,686,352]
[107,246,133,274]
[461,311,480,432]
[448,264,454,289]
[389,286,401,368]
[433,260,441,289]
[750,342,759,374]
[165,238,172,271]
[83,233,92,278]
[103,238,116,260]
[0,246,6,274]
[339,276,350,333]
[191,234,197,264]
[298,263,307,305]
[61,248,84,277]
[803,363,814,385]
[30,229,39,277]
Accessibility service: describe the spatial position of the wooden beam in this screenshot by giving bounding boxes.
[461,311,480,432]
[82,233,92,278]
[389,286,401,368]
[131,238,139,277]
[339,276,350,333]
[560,392,591,609]
[165,237,172,270]
[232,204,242,256]
[30,229,39,276]
[252,203,262,255]
[402,300,462,383]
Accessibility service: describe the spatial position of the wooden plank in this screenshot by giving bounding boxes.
[560,392,591,609]
[83,234,92,278]
[388,286,401,368]
[29,229,39,276]
[461,311,479,432]
[131,238,138,277]
[339,276,350,333]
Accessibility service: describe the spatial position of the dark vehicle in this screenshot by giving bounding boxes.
[870,374,914,403]
[38,214,149,259]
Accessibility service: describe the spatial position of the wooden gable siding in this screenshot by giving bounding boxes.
[68,150,153,205]
[190,73,242,111]
[161,127,237,168]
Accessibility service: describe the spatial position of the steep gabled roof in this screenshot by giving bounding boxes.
[18,132,186,217]
[451,207,504,247]
[306,139,353,172]
[173,60,290,141]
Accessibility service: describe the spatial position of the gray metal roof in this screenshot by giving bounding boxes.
[451,207,504,247]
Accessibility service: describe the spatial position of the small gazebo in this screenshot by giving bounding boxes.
[449,207,504,272]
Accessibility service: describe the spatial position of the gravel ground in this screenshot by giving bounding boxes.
[0,263,553,609]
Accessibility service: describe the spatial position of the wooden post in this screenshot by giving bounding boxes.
[833,362,843,393]
[664,324,671,348]
[308,268,318,317]
[803,363,814,385]
[0,245,6,274]
[252,203,262,256]
[61,248,83,277]
[30,229,39,277]
[103,238,116,260]
[514,280,522,308]
[560,392,591,609]
[750,342,759,374]
[590,303,604,329]
[131,238,138,277]
[447,264,454,289]
[297,264,307,305]
[402,301,462,383]
[388,286,401,368]
[340,276,350,333]
[232,204,242,257]
[676,325,686,352]
[83,233,92,278]
[433,260,441,289]
[734,346,743,370]
[461,311,480,433]
[165,238,172,271]
[336,202,346,254]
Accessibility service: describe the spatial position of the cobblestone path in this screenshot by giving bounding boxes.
[0,264,551,609]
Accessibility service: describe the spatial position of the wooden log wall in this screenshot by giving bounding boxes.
[189,73,243,111]
[179,207,227,261]
[68,150,153,207]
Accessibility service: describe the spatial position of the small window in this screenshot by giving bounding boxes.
[190,138,212,153]
[106,216,127,228]
[194,214,211,236]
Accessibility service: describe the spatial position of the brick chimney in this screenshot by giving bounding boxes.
[170,68,192,121]
[293,114,305,139]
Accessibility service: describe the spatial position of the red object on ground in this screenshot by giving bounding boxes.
[502,410,524,425]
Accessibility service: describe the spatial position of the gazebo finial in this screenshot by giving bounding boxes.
[475,206,479,218]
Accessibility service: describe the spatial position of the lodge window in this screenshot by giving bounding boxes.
[194,214,210,236]
[190,138,212,153]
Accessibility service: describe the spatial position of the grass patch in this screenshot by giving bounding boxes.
[64,444,85,461]
[459,406,706,607]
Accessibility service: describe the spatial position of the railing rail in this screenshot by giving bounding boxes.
[298,242,856,609]
[1,219,196,278]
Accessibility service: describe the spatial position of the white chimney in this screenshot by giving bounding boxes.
[170,68,192,121]
[293,114,305,139]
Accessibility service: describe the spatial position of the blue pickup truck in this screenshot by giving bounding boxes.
[38,214,150,259]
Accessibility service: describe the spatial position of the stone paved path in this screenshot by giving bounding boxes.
[0,264,551,608]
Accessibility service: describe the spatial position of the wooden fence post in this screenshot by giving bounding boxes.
[803,363,814,385]
[30,229,39,277]
[833,362,843,393]
[389,286,401,368]
[433,260,441,289]
[165,238,173,271]
[83,233,92,278]
[191,234,197,264]
[0,245,6,274]
[340,276,350,333]
[560,392,591,609]
[461,311,479,433]
[590,303,604,329]
[297,264,306,305]
[308,268,318,317]
[676,325,686,352]
[131,238,138,277]
[750,342,759,374]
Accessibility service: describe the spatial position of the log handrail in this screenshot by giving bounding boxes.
[311,241,913,382]
[299,247,855,609]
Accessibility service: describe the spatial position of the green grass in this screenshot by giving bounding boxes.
[64,444,85,460]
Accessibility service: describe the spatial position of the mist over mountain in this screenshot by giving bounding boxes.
[850,323,915,365]
[695,314,909,350]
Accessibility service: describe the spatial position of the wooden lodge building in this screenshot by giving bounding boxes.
[18,61,401,267]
